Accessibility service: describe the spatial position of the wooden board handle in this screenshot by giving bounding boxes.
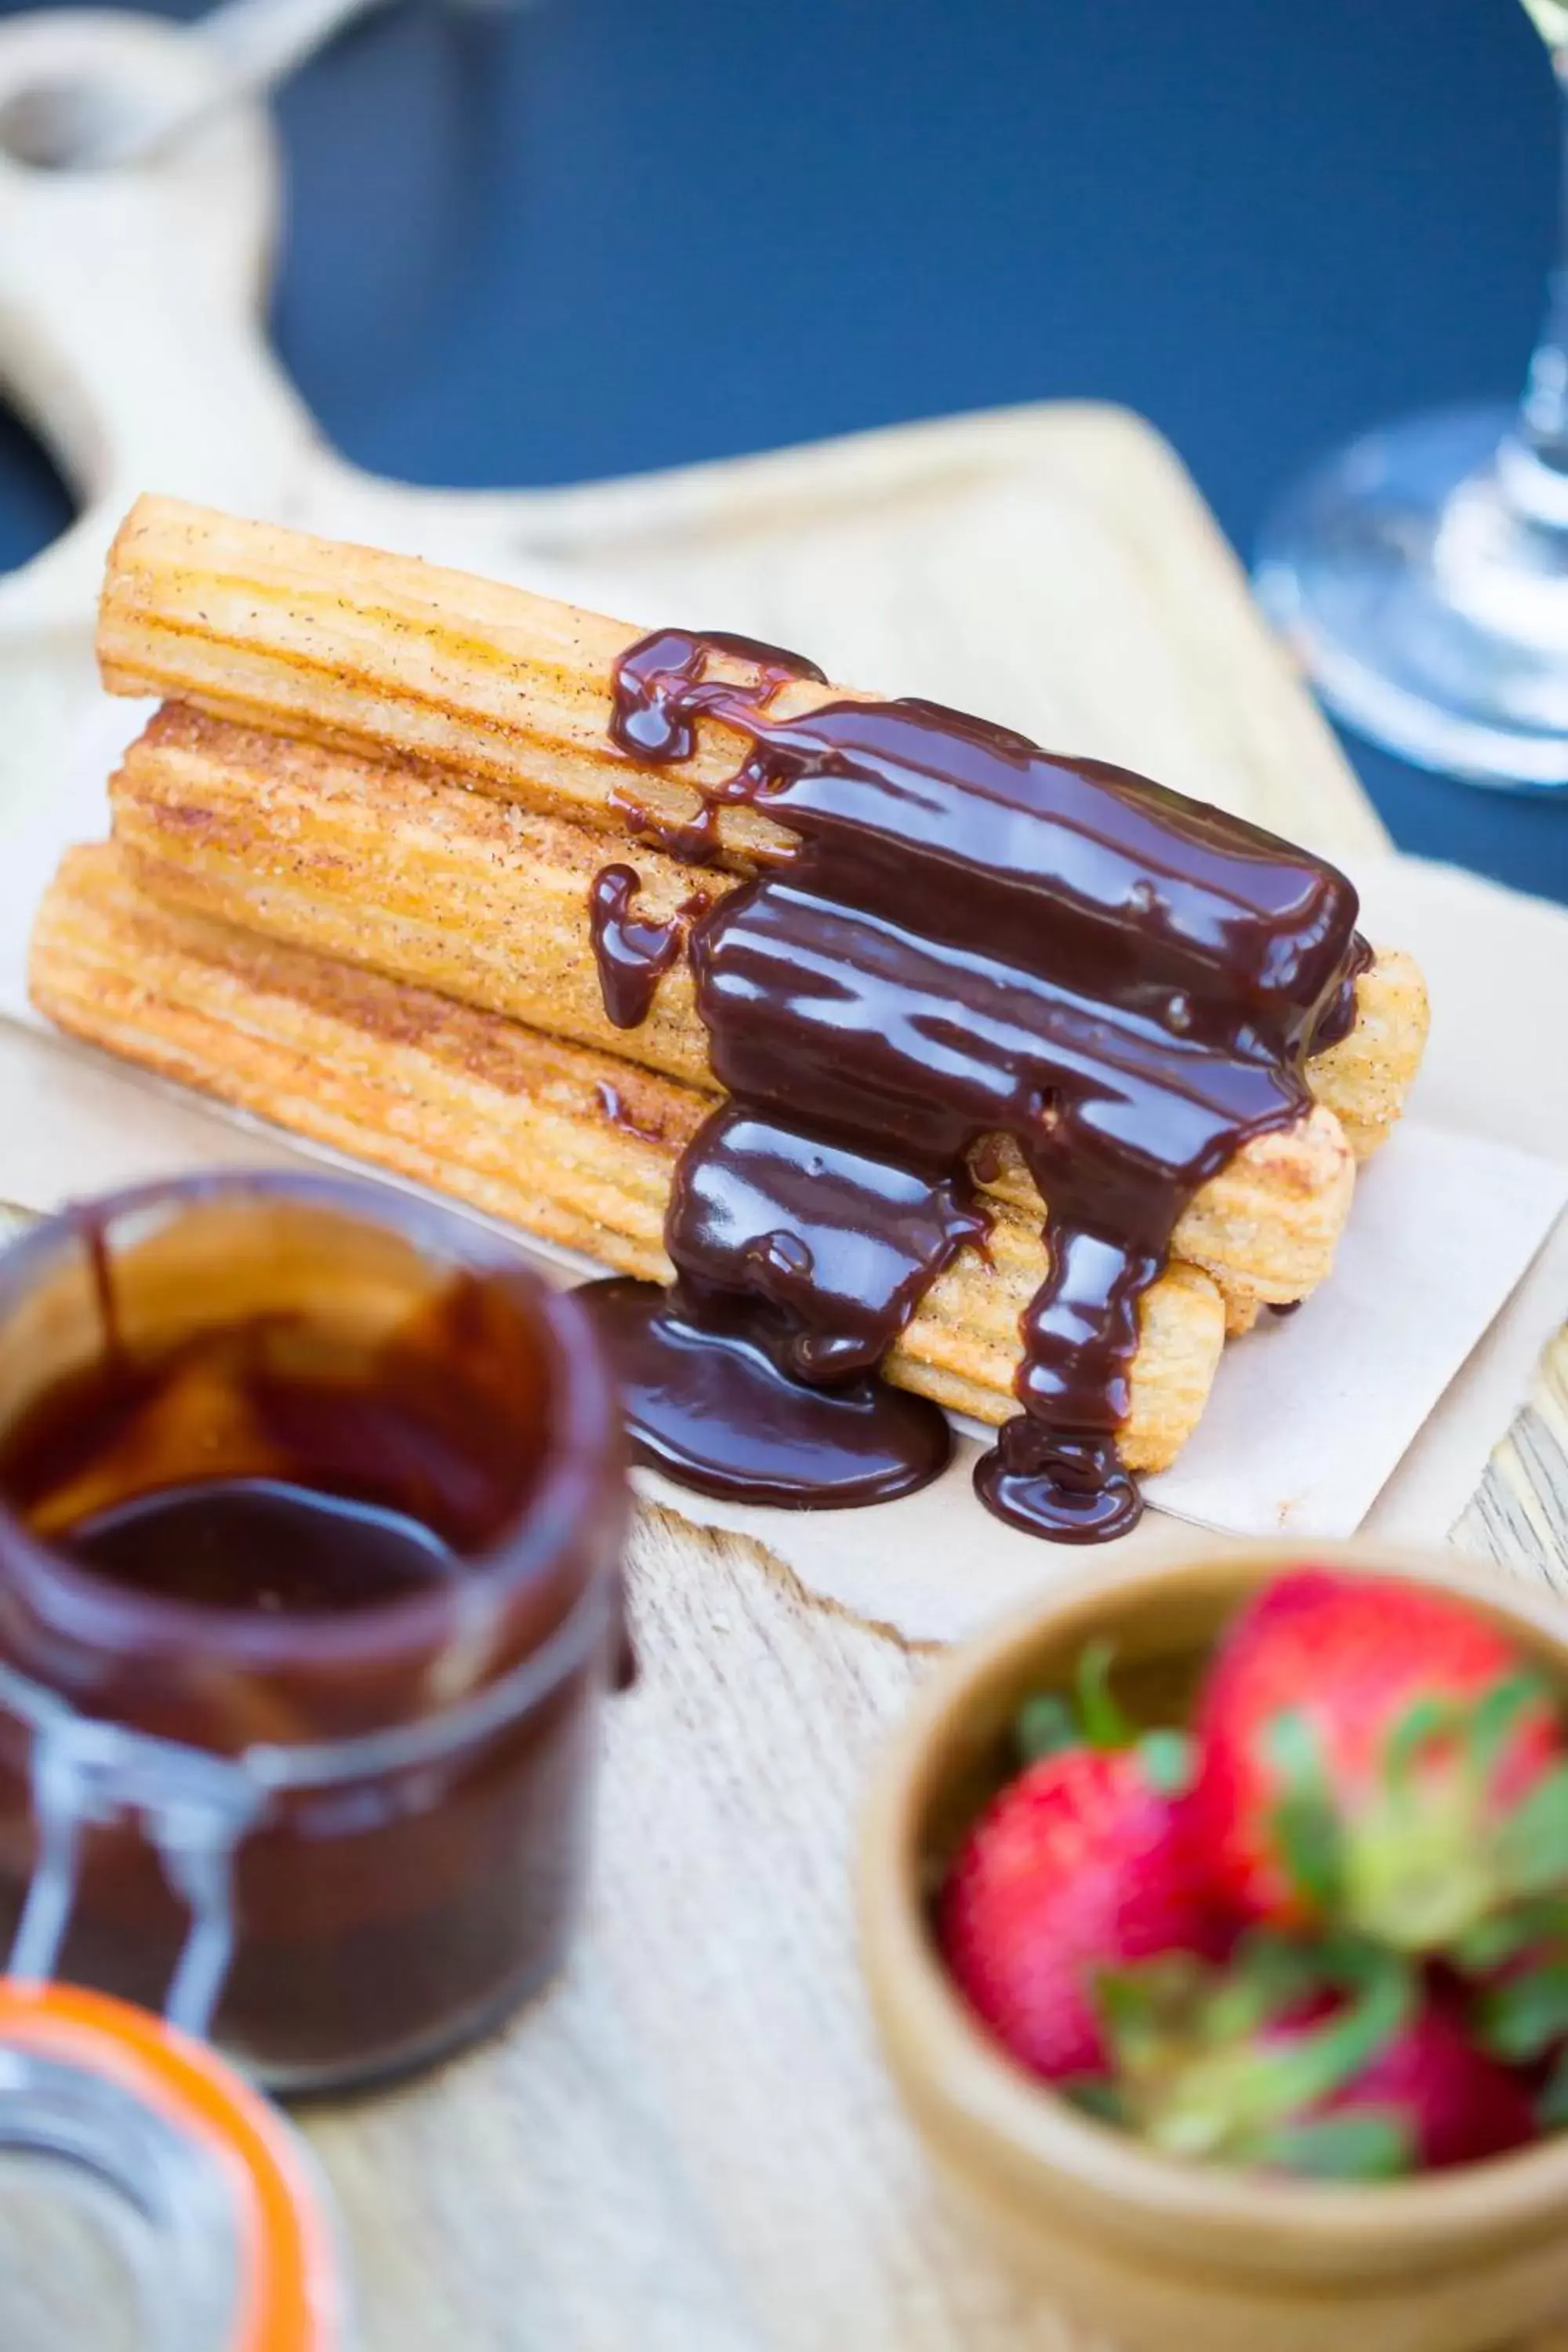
[0,8,315,634]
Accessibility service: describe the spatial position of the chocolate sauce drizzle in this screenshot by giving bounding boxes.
[594,1077,666,1147]
[589,866,686,1029]
[582,630,1367,1541]
[603,630,829,866]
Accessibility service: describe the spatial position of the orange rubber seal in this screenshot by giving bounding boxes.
[0,1979,338,2351]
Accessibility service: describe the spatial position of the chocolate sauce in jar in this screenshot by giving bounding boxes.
[0,1179,629,2089]
[66,1483,454,1613]
[586,630,1367,1542]
[0,1281,546,1574]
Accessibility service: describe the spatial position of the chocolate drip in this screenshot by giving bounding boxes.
[589,864,686,1029]
[969,1137,1007,1189]
[611,629,828,764]
[61,1200,121,1360]
[606,784,724,866]
[671,1109,988,1377]
[586,630,1365,1540]
[1311,931,1374,1051]
[594,1078,667,1148]
[605,631,829,863]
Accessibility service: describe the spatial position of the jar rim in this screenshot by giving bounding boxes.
[0,1170,627,1681]
[0,1979,342,2350]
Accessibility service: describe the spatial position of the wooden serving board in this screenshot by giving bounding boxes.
[3,396,1566,2352]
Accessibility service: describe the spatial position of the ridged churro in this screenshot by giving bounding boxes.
[30,844,1225,1472]
[98,496,817,869]
[108,702,1428,1319]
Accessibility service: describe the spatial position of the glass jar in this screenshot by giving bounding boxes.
[0,1173,629,2092]
[0,1979,342,2349]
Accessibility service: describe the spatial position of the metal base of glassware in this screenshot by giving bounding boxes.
[1254,401,1568,790]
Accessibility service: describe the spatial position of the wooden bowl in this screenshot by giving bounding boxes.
[858,1541,1568,2352]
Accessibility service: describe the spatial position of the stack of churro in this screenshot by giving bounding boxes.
[29,496,1430,1484]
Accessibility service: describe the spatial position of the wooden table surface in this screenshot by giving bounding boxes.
[2,402,1566,2352]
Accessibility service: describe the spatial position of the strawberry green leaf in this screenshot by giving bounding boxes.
[1451,1904,1559,1976]
[1479,1962,1568,2063]
[1094,1967,1155,2041]
[1229,1931,1323,2024]
[1450,1896,1568,1977]
[1250,2111,1413,2183]
[1200,1936,1311,2045]
[1538,2048,1568,2132]
[1014,1693,1078,1764]
[1137,1729,1196,1798]
[1265,1711,1345,1910]
[1266,1710,1325,1789]
[1253,1947,1414,2118]
[1472,1672,1553,1777]
[1094,1961,1178,2042]
[1094,1953,1210,2076]
[1076,1639,1134,1752]
[1134,1947,1415,2165]
[1273,1791,1344,1910]
[1063,2077,1124,2125]
[1385,1695,1461,1785]
[1501,1764,1568,1898]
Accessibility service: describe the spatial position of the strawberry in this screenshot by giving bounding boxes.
[938,1651,1221,2083]
[1102,1939,1537,2178]
[1186,1568,1568,1954]
[1348,1994,1537,2170]
[1341,1992,1537,2170]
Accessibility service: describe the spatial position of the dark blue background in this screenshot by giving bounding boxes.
[3,0,1564,898]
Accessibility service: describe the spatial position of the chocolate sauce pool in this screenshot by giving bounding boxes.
[581,631,1366,1542]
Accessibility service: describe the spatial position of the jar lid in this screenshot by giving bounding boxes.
[0,1979,341,2350]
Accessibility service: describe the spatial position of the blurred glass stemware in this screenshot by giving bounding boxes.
[1255,2,1568,790]
[0,0,521,175]
[0,0,396,169]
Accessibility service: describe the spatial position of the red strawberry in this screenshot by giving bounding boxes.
[1187,1568,1568,1952]
[1105,1940,1536,2177]
[938,1740,1221,2083]
[1335,1994,1537,2171]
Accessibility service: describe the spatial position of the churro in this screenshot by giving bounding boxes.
[30,844,1225,1473]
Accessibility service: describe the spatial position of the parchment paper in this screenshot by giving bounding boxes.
[0,702,1564,1641]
